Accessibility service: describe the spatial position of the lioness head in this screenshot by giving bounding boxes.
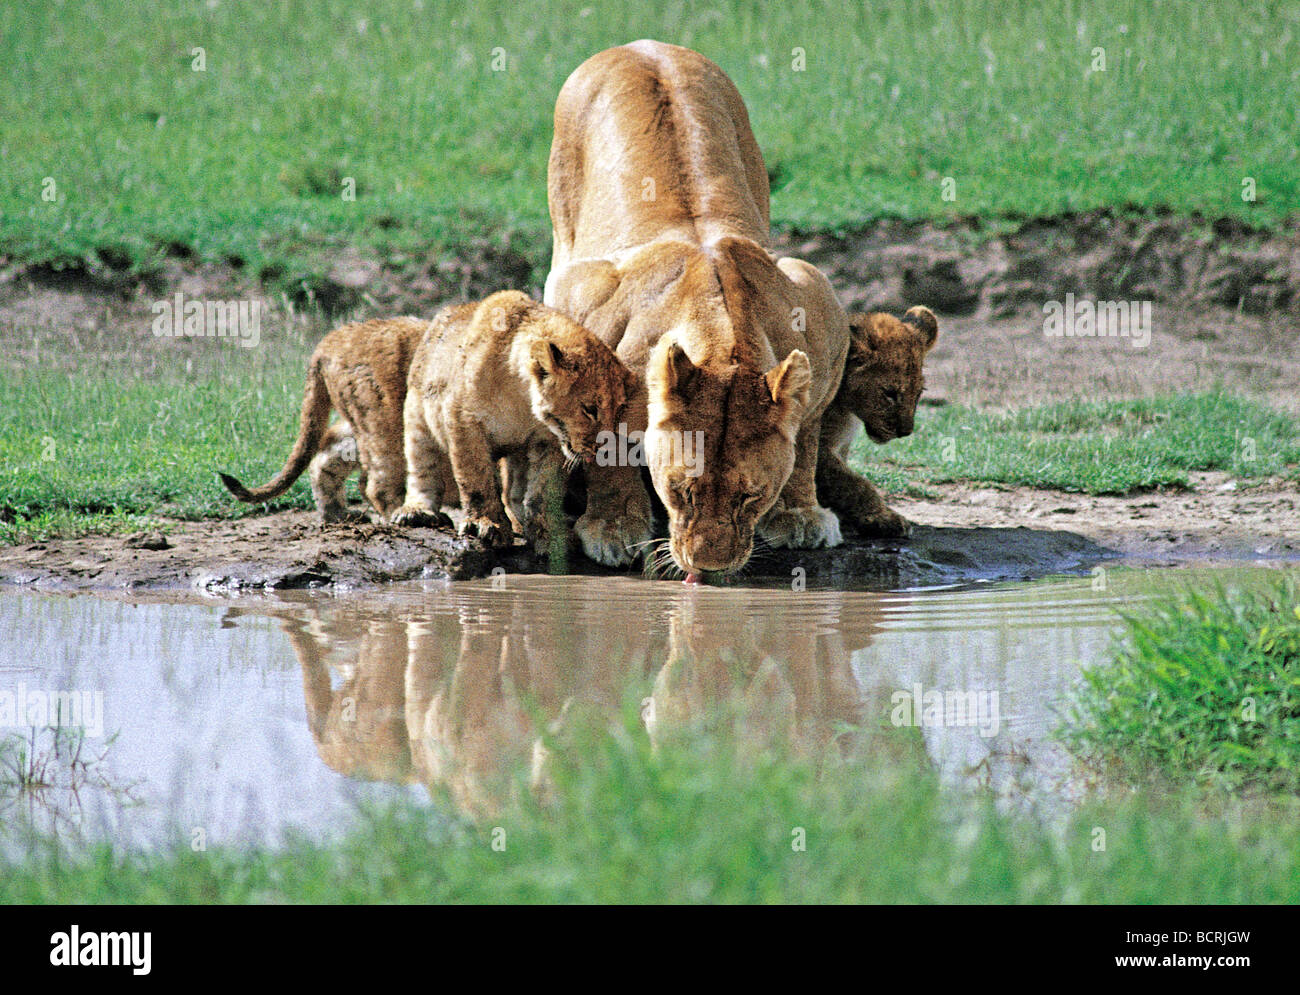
[528,331,636,464]
[841,305,939,443]
[645,337,811,576]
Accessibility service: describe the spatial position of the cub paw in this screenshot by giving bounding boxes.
[320,507,370,525]
[759,504,844,550]
[461,515,514,549]
[389,504,453,529]
[574,510,653,567]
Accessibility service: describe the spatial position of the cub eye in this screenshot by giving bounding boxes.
[581,403,598,421]
[738,490,763,511]
[884,387,900,404]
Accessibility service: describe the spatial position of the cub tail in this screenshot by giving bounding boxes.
[219,356,332,504]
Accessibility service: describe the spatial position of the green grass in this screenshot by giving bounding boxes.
[2,358,1295,543]
[0,334,323,540]
[855,393,1300,496]
[2,0,1296,290]
[3,712,1298,903]
[1063,575,1300,792]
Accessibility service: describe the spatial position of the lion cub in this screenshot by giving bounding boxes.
[219,316,426,522]
[392,290,636,549]
[817,305,939,537]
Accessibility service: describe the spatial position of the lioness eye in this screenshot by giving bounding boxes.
[884,387,900,404]
[582,403,598,421]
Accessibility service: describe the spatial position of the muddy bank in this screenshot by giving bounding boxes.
[5,210,1296,329]
[786,211,1299,319]
[3,467,1295,593]
[0,508,1114,593]
[895,471,1300,564]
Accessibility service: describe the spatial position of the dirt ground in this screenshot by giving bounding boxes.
[1,211,1296,590]
[898,472,1299,560]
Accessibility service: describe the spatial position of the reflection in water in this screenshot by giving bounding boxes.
[0,724,142,845]
[6,567,1283,847]
[283,579,893,815]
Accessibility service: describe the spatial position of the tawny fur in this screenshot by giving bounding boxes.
[544,40,851,575]
[392,290,636,550]
[817,306,939,537]
[218,316,427,522]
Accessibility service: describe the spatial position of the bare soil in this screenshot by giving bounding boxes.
[897,472,1299,562]
[1,211,1296,590]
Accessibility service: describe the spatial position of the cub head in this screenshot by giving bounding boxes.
[528,330,636,464]
[646,337,811,577]
[841,305,939,443]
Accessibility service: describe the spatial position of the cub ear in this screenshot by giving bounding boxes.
[850,313,888,354]
[531,339,570,379]
[765,349,811,410]
[649,337,700,400]
[902,305,939,351]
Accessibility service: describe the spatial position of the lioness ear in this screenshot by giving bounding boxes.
[902,305,939,351]
[650,339,701,399]
[765,349,811,410]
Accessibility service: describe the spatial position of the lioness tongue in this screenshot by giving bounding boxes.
[683,573,700,585]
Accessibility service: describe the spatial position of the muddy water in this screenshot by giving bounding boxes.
[0,566,1292,850]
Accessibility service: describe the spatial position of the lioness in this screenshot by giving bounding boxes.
[392,290,635,549]
[219,316,426,522]
[544,40,850,577]
[818,306,939,537]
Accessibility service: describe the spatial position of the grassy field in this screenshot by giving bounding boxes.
[2,0,1296,290]
[864,393,1300,496]
[1,336,1296,543]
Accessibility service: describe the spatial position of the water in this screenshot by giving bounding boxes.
[0,566,1292,850]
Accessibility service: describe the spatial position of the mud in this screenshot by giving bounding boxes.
[0,507,1113,593]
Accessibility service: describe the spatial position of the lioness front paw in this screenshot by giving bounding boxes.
[460,515,514,549]
[852,506,912,539]
[759,504,844,549]
[389,504,453,529]
[574,510,653,567]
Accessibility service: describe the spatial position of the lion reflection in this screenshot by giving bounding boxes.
[282,581,907,816]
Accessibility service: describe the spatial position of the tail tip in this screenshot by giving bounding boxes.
[217,471,248,498]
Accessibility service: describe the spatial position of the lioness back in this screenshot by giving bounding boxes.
[394,290,635,551]
[219,316,426,522]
